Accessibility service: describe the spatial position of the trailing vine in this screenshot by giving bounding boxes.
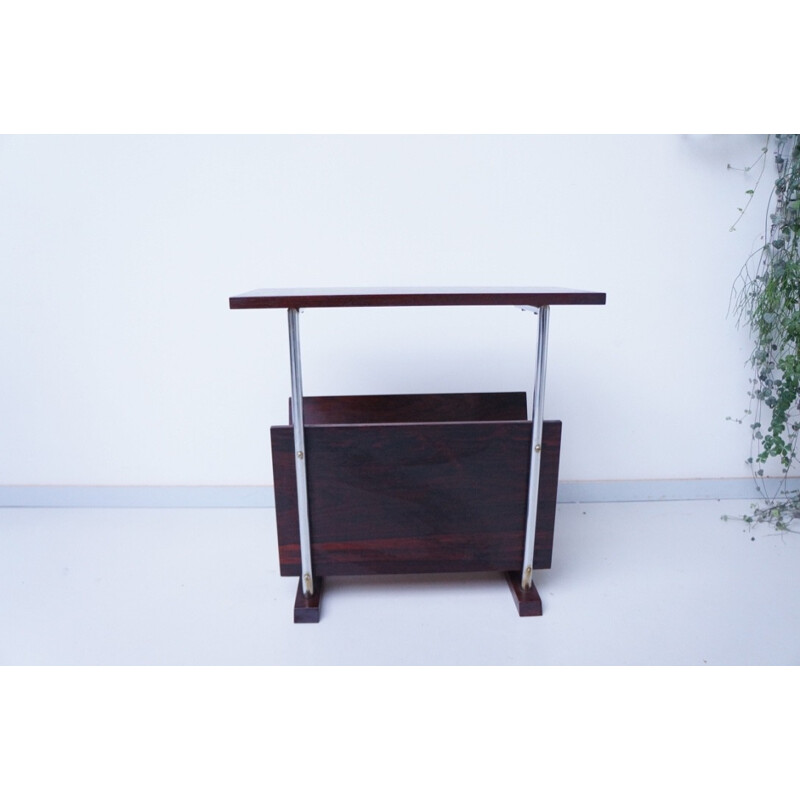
[730,134,800,531]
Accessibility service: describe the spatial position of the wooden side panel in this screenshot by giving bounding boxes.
[533,423,561,570]
[292,392,528,425]
[271,419,562,576]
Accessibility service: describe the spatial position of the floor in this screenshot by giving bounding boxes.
[1,499,799,665]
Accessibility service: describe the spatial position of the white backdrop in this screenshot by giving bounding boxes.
[0,135,770,488]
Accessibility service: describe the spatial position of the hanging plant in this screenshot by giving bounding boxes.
[730,134,800,530]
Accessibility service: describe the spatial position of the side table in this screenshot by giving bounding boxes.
[229,287,606,622]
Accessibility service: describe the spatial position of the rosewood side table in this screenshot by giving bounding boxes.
[229,287,606,622]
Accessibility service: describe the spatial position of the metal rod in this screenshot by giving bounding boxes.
[287,308,314,596]
[521,305,550,589]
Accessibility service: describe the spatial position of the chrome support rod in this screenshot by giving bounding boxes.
[521,305,550,589]
[287,308,314,596]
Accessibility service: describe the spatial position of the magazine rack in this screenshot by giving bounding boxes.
[229,288,606,622]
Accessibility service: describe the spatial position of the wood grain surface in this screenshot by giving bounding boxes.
[230,286,606,309]
[272,411,562,576]
[291,392,528,425]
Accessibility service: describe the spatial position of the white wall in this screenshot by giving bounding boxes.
[0,135,770,487]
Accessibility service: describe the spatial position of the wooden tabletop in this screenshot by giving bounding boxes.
[229,287,606,309]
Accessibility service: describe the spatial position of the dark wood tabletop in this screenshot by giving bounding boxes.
[229,286,606,309]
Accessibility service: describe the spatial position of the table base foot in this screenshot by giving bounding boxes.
[504,571,543,617]
[293,577,323,623]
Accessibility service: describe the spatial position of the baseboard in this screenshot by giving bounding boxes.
[0,486,274,508]
[1,478,799,508]
[556,478,800,503]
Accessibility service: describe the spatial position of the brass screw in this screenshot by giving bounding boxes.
[523,565,533,588]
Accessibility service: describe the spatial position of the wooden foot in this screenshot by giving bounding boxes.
[505,572,542,617]
[294,577,323,623]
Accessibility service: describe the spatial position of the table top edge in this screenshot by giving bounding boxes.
[229,287,607,309]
